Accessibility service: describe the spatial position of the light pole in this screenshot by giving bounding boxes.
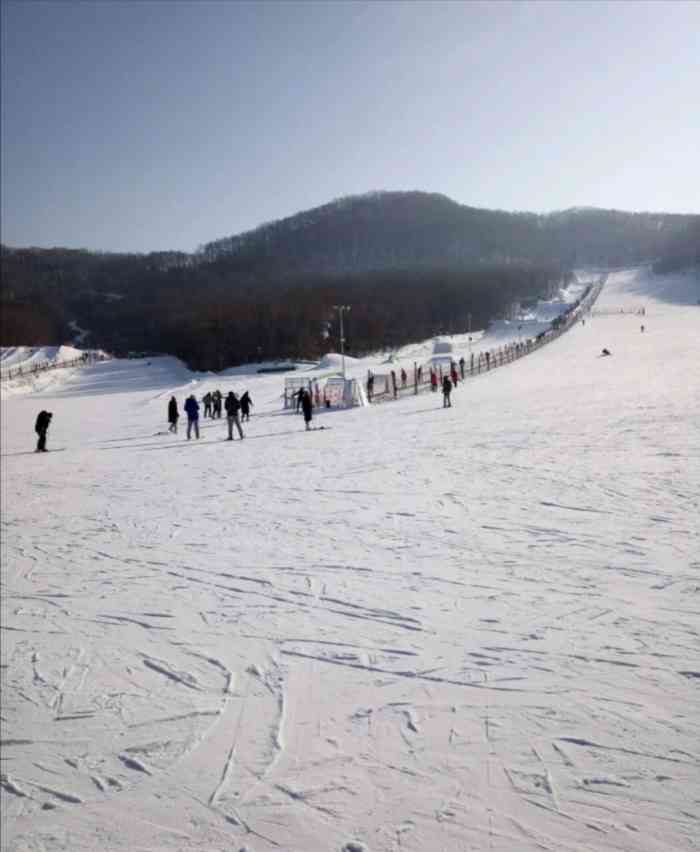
[333,305,351,379]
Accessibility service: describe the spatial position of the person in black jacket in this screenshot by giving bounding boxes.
[35,411,52,452]
[168,396,179,433]
[442,375,452,408]
[301,388,313,430]
[240,391,253,422]
[225,392,244,440]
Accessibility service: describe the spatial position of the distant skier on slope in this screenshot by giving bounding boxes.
[184,394,200,439]
[212,389,223,418]
[34,410,52,452]
[202,391,212,418]
[168,396,179,433]
[225,391,244,440]
[240,391,253,422]
[601,348,612,357]
[301,388,313,430]
[442,375,452,408]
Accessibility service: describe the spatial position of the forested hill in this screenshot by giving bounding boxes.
[199,192,698,272]
[2,192,698,369]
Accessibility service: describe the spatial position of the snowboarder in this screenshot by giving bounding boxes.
[442,375,452,408]
[301,388,313,430]
[240,391,253,422]
[34,410,52,452]
[168,396,179,433]
[224,392,244,440]
[184,394,200,439]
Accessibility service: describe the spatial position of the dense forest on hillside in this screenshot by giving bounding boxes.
[0,245,562,368]
[2,192,697,369]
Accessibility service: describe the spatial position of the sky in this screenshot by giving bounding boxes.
[2,0,699,253]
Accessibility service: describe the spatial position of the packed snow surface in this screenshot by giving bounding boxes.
[1,267,699,852]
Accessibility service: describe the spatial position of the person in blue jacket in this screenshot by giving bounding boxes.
[184,394,200,439]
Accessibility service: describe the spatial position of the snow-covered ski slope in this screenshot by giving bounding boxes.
[1,267,698,852]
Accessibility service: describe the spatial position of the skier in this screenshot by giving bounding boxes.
[295,386,305,413]
[601,348,612,357]
[459,356,465,379]
[442,375,452,408]
[430,369,438,392]
[34,410,52,452]
[450,363,459,387]
[367,373,374,402]
[301,388,313,431]
[168,396,179,433]
[640,324,645,333]
[225,391,244,440]
[400,368,407,388]
[213,390,223,418]
[202,392,212,418]
[391,370,397,399]
[184,394,200,439]
[240,391,253,422]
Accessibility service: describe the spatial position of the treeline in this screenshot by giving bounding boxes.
[0,241,561,369]
[3,192,697,369]
[155,263,564,370]
[652,218,700,273]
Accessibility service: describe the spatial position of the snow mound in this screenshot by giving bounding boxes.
[432,337,454,355]
[1,345,91,372]
[318,352,359,369]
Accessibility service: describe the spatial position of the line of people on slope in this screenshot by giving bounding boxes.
[168,391,253,440]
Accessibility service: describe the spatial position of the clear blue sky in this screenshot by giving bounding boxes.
[2,0,699,253]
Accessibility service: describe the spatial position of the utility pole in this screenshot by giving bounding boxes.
[333,305,351,379]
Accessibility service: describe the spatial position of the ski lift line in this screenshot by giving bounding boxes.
[365,275,607,404]
[0,351,110,383]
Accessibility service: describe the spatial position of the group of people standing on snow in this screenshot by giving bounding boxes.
[168,391,253,440]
